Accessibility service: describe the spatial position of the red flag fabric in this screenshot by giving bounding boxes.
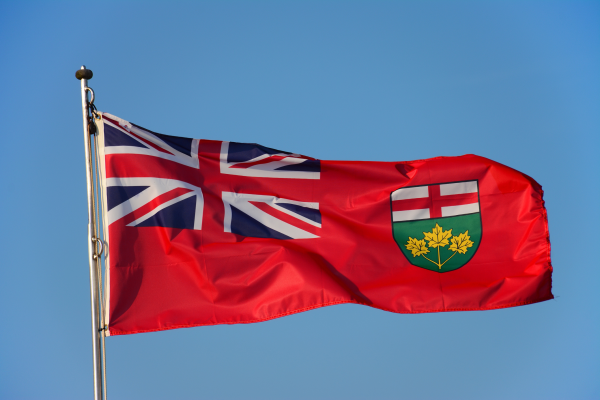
[97,112,553,336]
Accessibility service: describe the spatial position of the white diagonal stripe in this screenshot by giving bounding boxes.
[103,117,199,169]
[219,141,320,179]
[244,157,307,172]
[440,181,478,196]
[392,208,430,222]
[222,192,319,238]
[127,192,197,227]
[441,202,479,217]
[106,177,203,229]
[271,203,321,228]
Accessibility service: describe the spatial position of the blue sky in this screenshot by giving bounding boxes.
[0,1,598,399]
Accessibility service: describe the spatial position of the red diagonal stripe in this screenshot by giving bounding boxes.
[248,201,321,237]
[103,116,173,155]
[229,155,287,169]
[118,187,194,226]
[128,131,174,155]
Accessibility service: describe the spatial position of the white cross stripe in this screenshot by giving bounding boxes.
[391,186,429,201]
[439,181,478,196]
[441,203,480,217]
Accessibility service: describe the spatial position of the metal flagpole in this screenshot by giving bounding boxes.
[76,65,105,400]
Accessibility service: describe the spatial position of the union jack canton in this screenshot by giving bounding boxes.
[100,113,321,239]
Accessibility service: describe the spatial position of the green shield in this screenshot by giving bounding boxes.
[391,183,482,273]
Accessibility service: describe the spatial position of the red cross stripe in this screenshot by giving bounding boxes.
[229,154,288,169]
[391,182,479,221]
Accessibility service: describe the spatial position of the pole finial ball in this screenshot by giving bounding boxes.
[76,68,93,80]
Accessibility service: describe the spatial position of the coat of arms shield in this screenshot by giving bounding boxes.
[391,180,482,273]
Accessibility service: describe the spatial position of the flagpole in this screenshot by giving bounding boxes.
[76,65,104,400]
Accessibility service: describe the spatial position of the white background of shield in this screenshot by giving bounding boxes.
[0,2,598,399]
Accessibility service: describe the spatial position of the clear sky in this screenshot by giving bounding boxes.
[0,1,598,399]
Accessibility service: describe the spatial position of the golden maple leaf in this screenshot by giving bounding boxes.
[405,237,430,257]
[423,223,452,248]
[449,231,474,254]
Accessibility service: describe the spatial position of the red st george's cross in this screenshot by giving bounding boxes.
[391,181,480,222]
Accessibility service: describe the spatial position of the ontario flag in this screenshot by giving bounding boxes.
[96,112,553,336]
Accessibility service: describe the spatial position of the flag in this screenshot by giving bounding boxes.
[96,112,553,336]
